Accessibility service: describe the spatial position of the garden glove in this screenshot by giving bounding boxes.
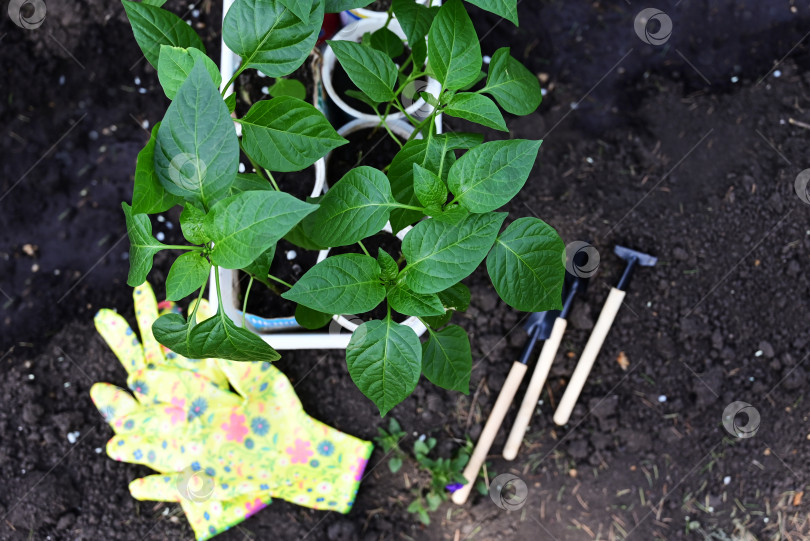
[92,283,274,540]
[91,283,372,540]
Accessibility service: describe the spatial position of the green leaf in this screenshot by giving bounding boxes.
[442,132,484,150]
[242,244,276,286]
[190,310,281,362]
[142,0,168,6]
[377,248,399,281]
[225,93,237,114]
[327,40,398,102]
[279,0,314,21]
[412,163,447,209]
[157,45,221,100]
[346,318,422,416]
[388,282,445,317]
[344,89,381,110]
[154,61,239,209]
[122,202,167,287]
[388,455,403,473]
[427,0,481,90]
[464,0,517,25]
[438,283,470,311]
[151,312,195,357]
[486,217,565,311]
[268,78,307,100]
[369,27,404,58]
[302,166,397,247]
[445,93,507,131]
[421,325,471,393]
[324,0,372,11]
[204,191,317,268]
[132,123,183,214]
[448,139,542,213]
[482,47,542,115]
[121,0,205,70]
[388,135,460,231]
[224,0,324,77]
[229,173,274,195]
[402,211,506,293]
[282,254,385,314]
[393,0,439,45]
[166,251,211,301]
[179,204,210,244]
[240,96,347,172]
[294,303,333,329]
[421,283,469,328]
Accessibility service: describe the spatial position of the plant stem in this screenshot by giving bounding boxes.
[163,244,204,251]
[357,240,370,257]
[265,169,281,191]
[266,274,293,289]
[222,65,244,98]
[241,276,254,328]
[188,281,207,327]
[214,265,225,316]
[394,203,426,212]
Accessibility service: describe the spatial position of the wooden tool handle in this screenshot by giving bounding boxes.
[553,287,626,426]
[451,361,528,505]
[502,317,567,460]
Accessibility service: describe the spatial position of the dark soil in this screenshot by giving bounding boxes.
[243,240,319,320]
[3,1,810,540]
[365,0,392,12]
[327,126,404,182]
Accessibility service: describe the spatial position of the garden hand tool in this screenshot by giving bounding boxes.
[503,275,585,460]
[553,246,657,426]
[451,305,563,505]
[91,283,373,541]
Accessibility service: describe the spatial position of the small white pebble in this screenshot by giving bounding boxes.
[646,301,652,307]
[27,374,35,380]
[192,9,200,17]
[730,76,739,83]
[418,434,426,441]
[67,431,80,444]
[754,350,763,357]
[22,469,26,474]
[286,250,297,260]
[261,86,270,95]
[764,517,769,523]
[157,215,165,222]
[138,87,147,94]
[64,382,71,388]
[541,88,547,96]
[156,232,166,241]
[59,75,66,85]
[780,118,786,125]
[134,76,141,85]
[708,506,714,513]
[482,55,491,64]
[538,400,543,405]
[186,20,192,25]
[189,3,195,8]
[54,269,61,276]
[773,70,781,78]
[658,395,667,403]
[570,102,579,110]
[162,507,170,516]
[257,71,267,78]
[141,120,150,130]
[165,222,173,230]
[585,157,594,164]
[749,376,755,382]
[238,162,246,173]
[95,447,103,454]
[723,476,731,485]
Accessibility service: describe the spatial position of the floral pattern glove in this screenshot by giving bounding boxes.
[91,283,373,540]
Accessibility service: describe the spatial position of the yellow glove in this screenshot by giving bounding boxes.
[91,283,373,540]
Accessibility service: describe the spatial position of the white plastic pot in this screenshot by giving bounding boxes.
[322,17,441,123]
[339,0,436,25]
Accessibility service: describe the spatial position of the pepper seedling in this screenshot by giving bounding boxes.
[120,0,566,416]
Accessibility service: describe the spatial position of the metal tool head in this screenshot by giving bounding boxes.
[524,310,559,341]
[614,245,658,267]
